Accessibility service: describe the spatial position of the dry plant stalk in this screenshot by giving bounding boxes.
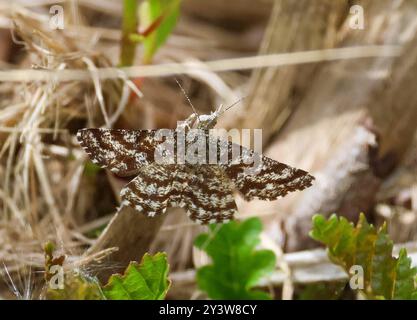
[229,0,348,142]
[235,0,417,252]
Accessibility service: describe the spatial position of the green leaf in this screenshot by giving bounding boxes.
[103,252,171,300]
[394,249,417,300]
[139,0,181,63]
[195,218,276,300]
[310,213,417,299]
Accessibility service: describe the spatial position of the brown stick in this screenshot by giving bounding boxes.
[83,173,171,282]
[84,205,167,282]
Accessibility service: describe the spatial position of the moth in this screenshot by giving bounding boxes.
[77,105,314,224]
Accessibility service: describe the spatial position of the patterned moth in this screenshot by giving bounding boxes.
[77,105,314,224]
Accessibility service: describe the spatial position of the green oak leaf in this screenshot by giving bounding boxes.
[103,252,171,300]
[195,218,276,300]
[310,213,417,300]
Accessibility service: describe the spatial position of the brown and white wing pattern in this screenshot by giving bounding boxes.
[77,127,314,224]
[220,141,314,201]
[120,163,181,217]
[180,165,238,224]
[77,129,158,177]
[119,164,237,224]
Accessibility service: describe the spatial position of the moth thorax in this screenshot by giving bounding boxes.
[196,112,219,130]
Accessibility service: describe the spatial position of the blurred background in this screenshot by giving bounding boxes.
[0,0,416,299]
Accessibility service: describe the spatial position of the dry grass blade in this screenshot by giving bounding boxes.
[0,46,402,82]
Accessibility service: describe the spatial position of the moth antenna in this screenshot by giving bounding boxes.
[175,78,200,118]
[222,96,246,114]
